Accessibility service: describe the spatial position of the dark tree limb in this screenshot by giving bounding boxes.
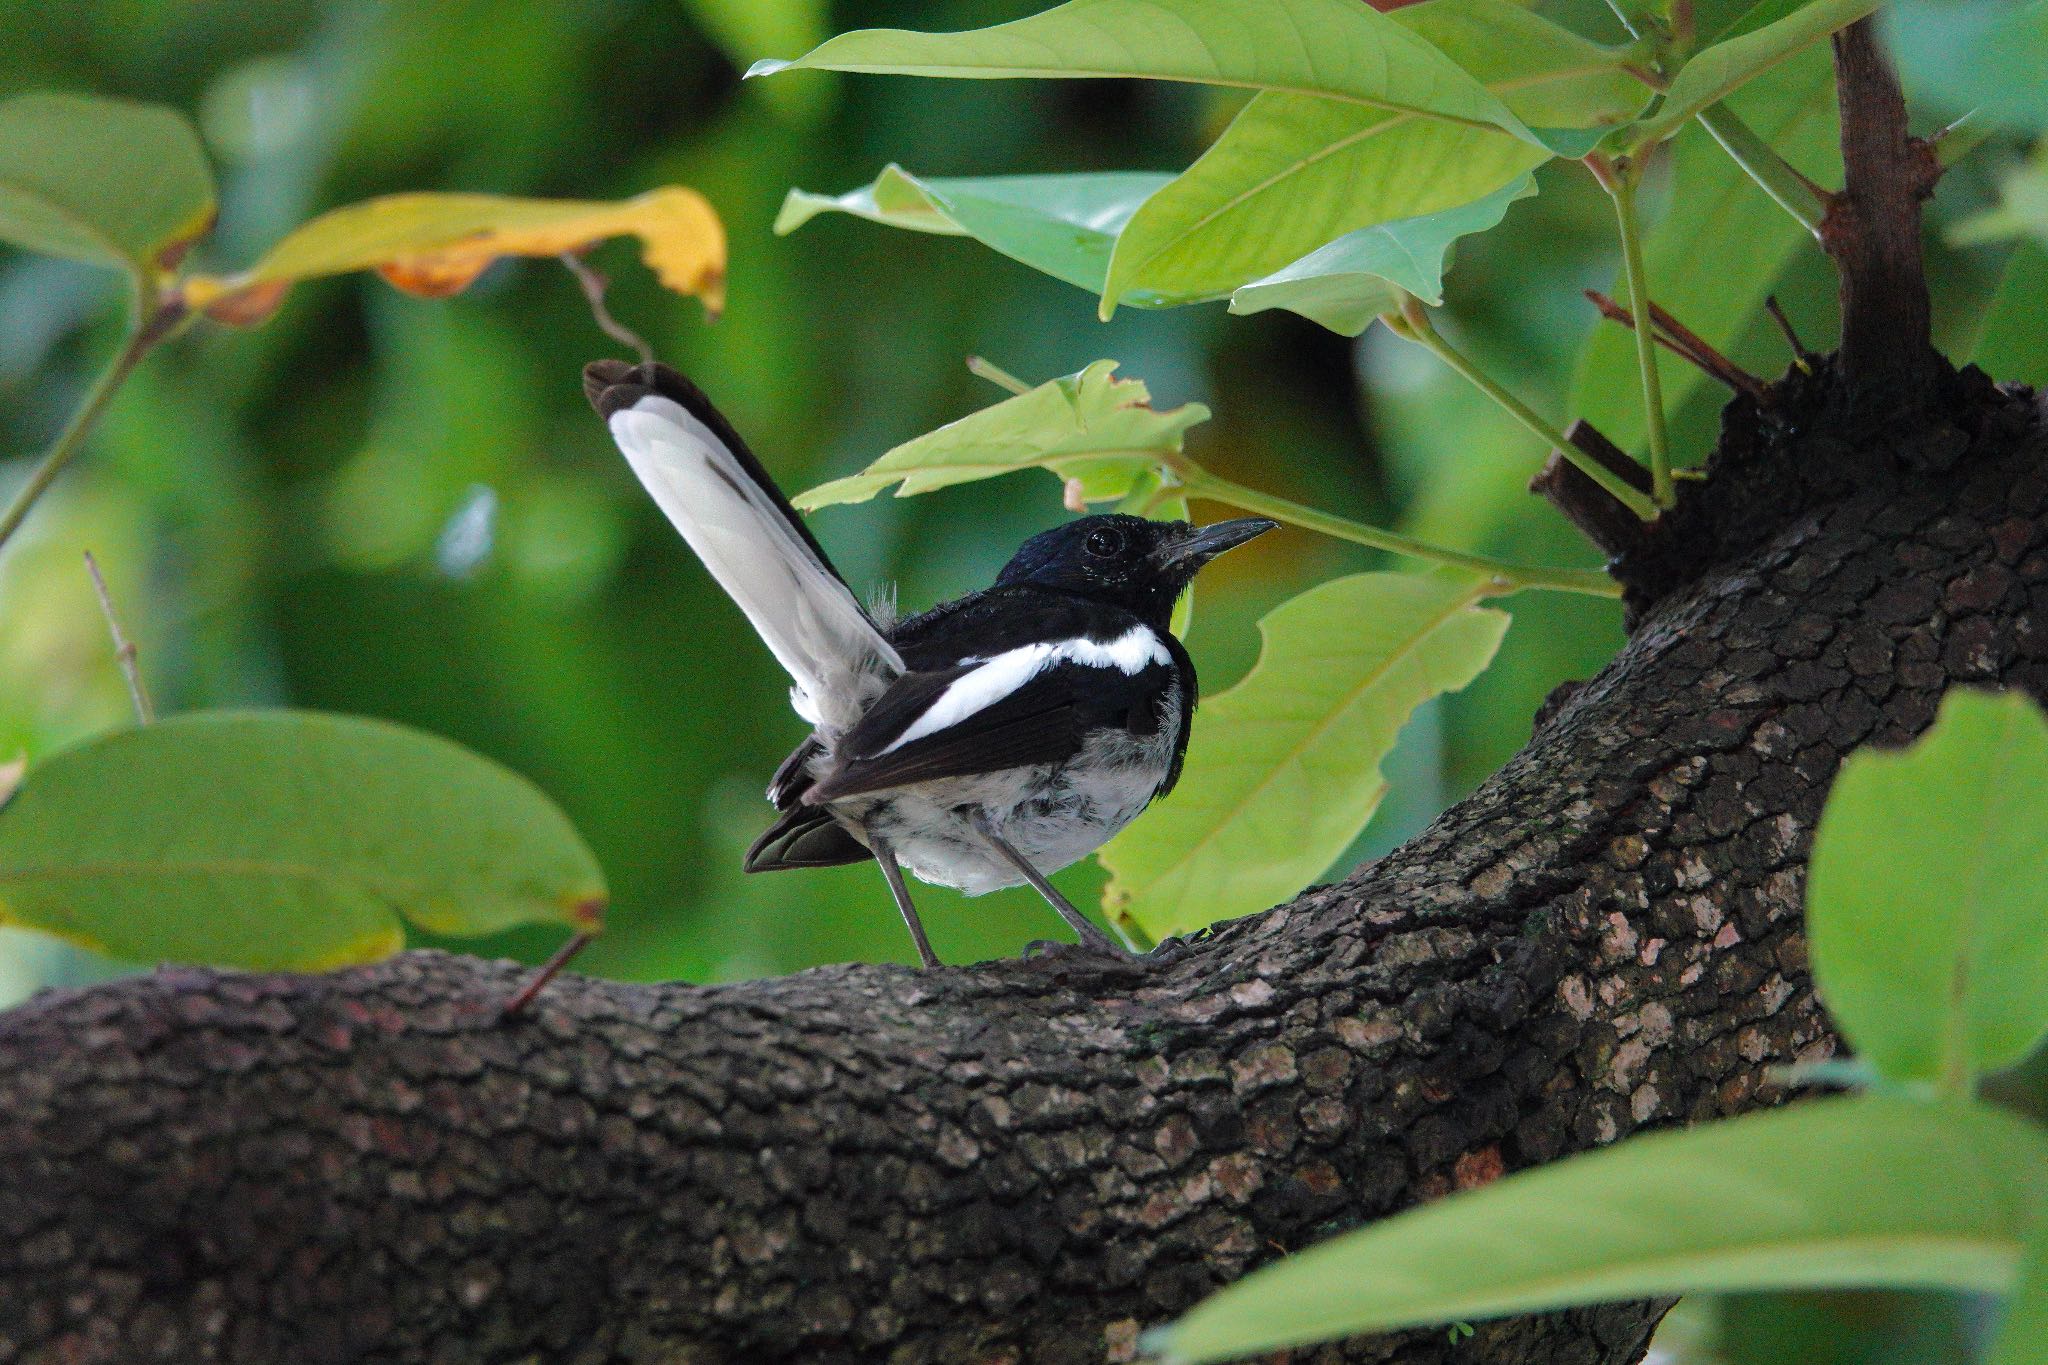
[1824,18,1941,407]
[4,364,2045,1363]
[1531,420,1657,565]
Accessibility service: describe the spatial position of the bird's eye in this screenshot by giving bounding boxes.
[1084,527,1125,558]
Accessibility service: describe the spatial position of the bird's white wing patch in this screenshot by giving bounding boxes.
[878,626,1169,755]
[610,395,902,733]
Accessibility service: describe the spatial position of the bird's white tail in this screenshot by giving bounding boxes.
[590,363,901,734]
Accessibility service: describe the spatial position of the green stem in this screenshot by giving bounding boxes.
[1602,170,1675,508]
[1392,300,1660,522]
[0,300,182,556]
[1696,104,1827,238]
[1175,467,1621,599]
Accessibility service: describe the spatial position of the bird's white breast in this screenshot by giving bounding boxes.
[843,688,1182,896]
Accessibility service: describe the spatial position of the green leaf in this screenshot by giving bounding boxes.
[775,165,1173,297]
[1989,1218,2048,1365]
[1807,688,2048,1088]
[1099,0,1645,313]
[1098,570,1507,940]
[1968,239,2048,387]
[1633,0,1877,146]
[749,0,1534,139]
[1154,1095,2048,1363]
[1573,49,1839,455]
[1100,95,1546,315]
[791,360,1207,510]
[1885,0,2048,136]
[1227,176,1536,335]
[0,711,606,970]
[0,92,214,282]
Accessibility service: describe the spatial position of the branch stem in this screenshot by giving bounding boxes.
[0,300,183,557]
[1696,104,1827,239]
[1175,467,1621,599]
[1390,299,1660,522]
[1600,168,1676,507]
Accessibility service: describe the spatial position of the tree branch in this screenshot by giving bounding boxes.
[1823,19,1940,407]
[4,370,2042,1363]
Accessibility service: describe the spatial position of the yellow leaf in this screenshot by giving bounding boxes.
[182,187,726,325]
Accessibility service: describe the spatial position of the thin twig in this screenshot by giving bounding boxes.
[82,551,154,724]
[1762,295,1815,374]
[1585,291,1767,400]
[502,933,594,1018]
[559,254,654,366]
[0,301,184,557]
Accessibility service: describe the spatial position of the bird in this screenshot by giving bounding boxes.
[561,358,1273,978]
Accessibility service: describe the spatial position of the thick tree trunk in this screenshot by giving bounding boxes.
[3,356,2043,1363]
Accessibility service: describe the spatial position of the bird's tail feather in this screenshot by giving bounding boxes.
[586,361,901,734]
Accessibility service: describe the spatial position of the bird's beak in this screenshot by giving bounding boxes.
[1151,517,1280,574]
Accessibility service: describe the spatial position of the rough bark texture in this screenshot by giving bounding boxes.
[3,356,2045,1363]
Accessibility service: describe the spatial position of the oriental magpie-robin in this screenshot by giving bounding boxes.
[583,359,1272,967]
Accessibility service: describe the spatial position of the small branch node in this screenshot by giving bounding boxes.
[83,550,154,725]
[1762,295,1815,374]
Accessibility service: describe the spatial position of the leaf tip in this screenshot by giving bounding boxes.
[745,58,792,79]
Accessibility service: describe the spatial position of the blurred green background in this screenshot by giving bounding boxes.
[0,3,2034,1361]
[1,0,2024,997]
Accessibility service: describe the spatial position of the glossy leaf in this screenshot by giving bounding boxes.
[1228,176,1536,335]
[1100,0,1644,312]
[1634,0,1877,146]
[1099,571,1507,940]
[1808,688,2048,1086]
[1573,50,1838,455]
[776,165,1172,297]
[749,0,1533,139]
[0,711,606,970]
[792,360,1207,510]
[182,187,727,325]
[1154,1096,2048,1363]
[0,92,214,281]
[1886,0,2048,136]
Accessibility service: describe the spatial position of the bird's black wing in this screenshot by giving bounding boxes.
[803,651,1170,804]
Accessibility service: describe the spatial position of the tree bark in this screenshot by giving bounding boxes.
[4,358,2044,1363]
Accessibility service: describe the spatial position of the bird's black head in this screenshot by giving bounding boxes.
[994,513,1277,629]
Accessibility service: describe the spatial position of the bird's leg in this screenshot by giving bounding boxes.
[967,809,1131,957]
[869,827,942,970]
